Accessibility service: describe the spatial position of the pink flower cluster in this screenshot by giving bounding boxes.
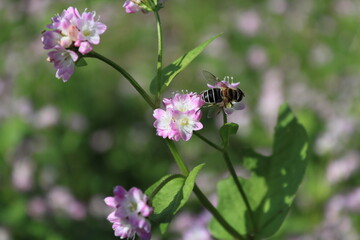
[207,77,241,90]
[123,0,143,13]
[41,7,107,82]
[123,0,166,14]
[153,93,205,141]
[104,186,153,240]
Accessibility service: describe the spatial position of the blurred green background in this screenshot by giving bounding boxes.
[1,0,360,239]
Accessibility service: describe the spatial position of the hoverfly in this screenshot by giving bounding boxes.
[200,70,245,117]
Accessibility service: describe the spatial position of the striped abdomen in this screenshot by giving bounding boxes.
[201,88,223,104]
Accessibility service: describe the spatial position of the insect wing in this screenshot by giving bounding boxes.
[207,105,222,118]
[232,101,245,110]
[202,70,221,84]
[223,102,245,115]
[224,107,235,115]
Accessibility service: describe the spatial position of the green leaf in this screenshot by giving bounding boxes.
[210,104,309,240]
[150,33,222,95]
[145,164,205,233]
[220,123,239,148]
[75,57,88,67]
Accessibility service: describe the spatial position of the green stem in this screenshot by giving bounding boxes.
[222,151,256,233]
[154,10,163,101]
[165,140,244,240]
[223,109,228,125]
[193,185,245,240]
[194,132,224,153]
[165,139,189,175]
[195,110,256,233]
[84,51,156,109]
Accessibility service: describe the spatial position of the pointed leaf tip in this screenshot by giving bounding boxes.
[150,33,223,95]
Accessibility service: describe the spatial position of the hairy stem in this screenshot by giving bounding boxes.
[193,110,257,233]
[194,132,224,153]
[222,151,256,233]
[154,10,163,102]
[193,185,245,240]
[165,139,189,175]
[165,140,245,240]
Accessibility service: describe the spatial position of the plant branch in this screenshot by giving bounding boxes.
[193,185,245,240]
[222,151,256,233]
[154,10,163,101]
[194,132,224,153]
[165,139,245,239]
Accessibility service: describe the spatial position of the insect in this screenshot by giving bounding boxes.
[200,70,245,117]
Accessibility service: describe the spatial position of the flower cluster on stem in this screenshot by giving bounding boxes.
[104,186,153,240]
[41,7,107,81]
[123,0,166,14]
[153,93,205,141]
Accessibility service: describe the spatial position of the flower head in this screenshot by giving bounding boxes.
[122,0,166,14]
[171,109,203,141]
[153,93,205,141]
[104,186,153,240]
[42,7,107,81]
[123,0,143,13]
[75,11,107,54]
[207,76,240,89]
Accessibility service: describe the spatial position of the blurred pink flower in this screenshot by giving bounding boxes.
[123,0,142,13]
[171,211,212,240]
[326,151,360,184]
[334,0,357,16]
[267,0,287,14]
[32,105,60,128]
[104,186,153,240]
[27,197,47,218]
[235,10,261,36]
[123,0,167,14]
[183,227,212,240]
[257,68,284,131]
[67,113,88,132]
[246,45,268,69]
[89,195,112,218]
[0,227,10,240]
[326,188,360,222]
[90,129,113,153]
[309,44,333,67]
[12,158,34,191]
[315,117,356,155]
[345,188,360,213]
[47,186,87,220]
